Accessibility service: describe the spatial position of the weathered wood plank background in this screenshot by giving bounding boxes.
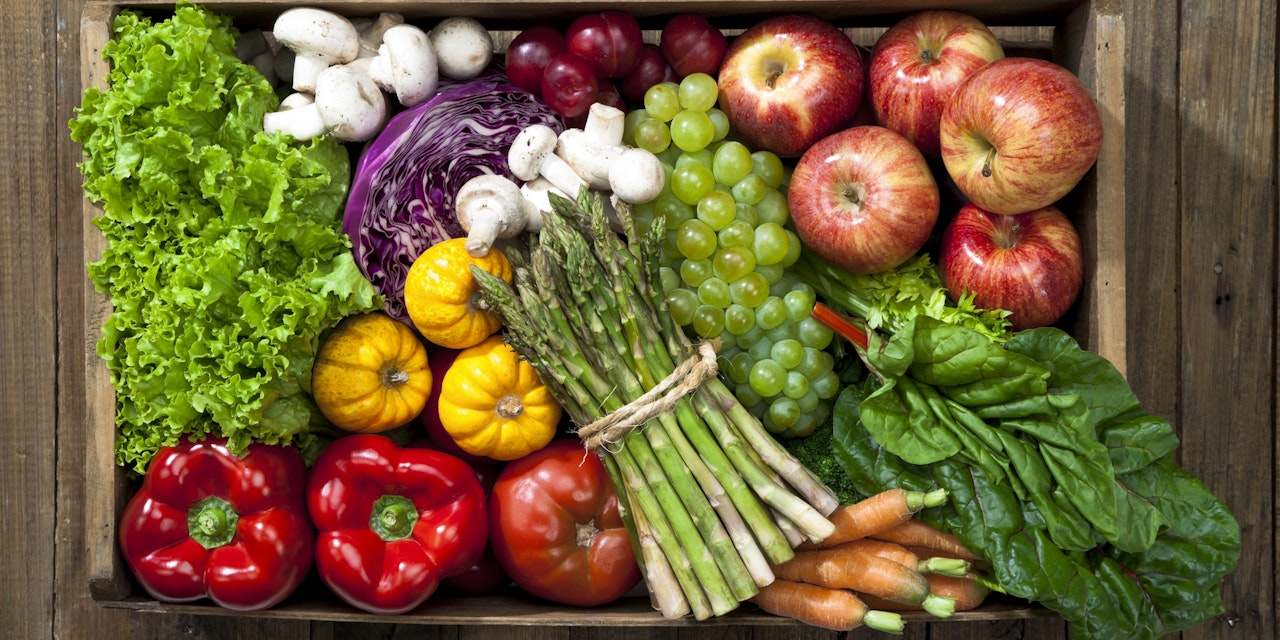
[2,0,1274,638]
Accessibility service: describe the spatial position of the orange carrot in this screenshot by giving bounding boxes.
[749,579,904,633]
[772,546,955,617]
[806,488,949,549]
[860,573,991,613]
[870,519,984,564]
[832,539,971,578]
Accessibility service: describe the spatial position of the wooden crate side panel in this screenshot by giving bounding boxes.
[1177,0,1276,639]
[1054,0,1127,374]
[79,1,134,603]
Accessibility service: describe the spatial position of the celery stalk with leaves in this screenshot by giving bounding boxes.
[793,249,1011,342]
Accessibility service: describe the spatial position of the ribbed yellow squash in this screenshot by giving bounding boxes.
[404,238,512,349]
[437,336,562,461]
[311,312,432,433]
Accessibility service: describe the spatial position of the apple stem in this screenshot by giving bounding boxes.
[981,147,996,178]
[811,302,869,350]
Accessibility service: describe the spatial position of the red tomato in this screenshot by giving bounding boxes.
[488,439,642,606]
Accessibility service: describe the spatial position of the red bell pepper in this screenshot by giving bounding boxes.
[307,434,487,613]
[117,438,314,611]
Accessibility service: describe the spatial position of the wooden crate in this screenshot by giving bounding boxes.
[79,0,1125,626]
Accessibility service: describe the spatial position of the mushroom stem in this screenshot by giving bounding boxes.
[509,124,589,197]
[355,12,405,56]
[583,102,626,147]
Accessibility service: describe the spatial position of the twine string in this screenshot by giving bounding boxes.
[577,340,720,451]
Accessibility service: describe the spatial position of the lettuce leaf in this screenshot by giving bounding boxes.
[70,3,380,473]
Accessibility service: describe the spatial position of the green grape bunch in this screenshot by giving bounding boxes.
[626,73,840,438]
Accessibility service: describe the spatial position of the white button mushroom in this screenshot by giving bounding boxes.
[455,174,539,257]
[352,12,404,58]
[519,177,569,232]
[509,125,588,198]
[428,16,494,80]
[609,147,666,204]
[263,92,327,140]
[556,103,628,190]
[314,65,387,142]
[272,7,361,94]
[263,66,387,142]
[235,29,278,85]
[348,24,439,107]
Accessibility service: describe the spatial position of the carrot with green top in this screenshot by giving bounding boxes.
[772,546,957,618]
[833,538,970,577]
[870,518,984,564]
[749,579,904,633]
[861,572,992,613]
[805,487,949,549]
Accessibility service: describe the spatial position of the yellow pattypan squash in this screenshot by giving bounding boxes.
[437,335,562,461]
[404,238,512,349]
[311,311,432,433]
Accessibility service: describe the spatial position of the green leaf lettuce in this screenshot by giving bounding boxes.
[70,3,380,473]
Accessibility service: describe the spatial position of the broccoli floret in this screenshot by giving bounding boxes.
[782,418,864,506]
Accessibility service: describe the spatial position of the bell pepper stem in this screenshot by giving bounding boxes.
[187,496,239,549]
[370,495,419,541]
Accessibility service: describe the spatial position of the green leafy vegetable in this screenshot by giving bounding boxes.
[70,3,380,473]
[793,250,1011,342]
[829,323,1240,640]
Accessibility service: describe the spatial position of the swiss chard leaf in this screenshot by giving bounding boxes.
[829,326,1240,640]
[908,316,1050,406]
[859,377,963,465]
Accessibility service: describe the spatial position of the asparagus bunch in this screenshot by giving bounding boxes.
[472,191,839,619]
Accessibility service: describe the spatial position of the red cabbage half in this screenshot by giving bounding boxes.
[344,77,564,322]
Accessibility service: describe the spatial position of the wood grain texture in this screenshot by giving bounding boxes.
[1119,0,1179,432]
[1177,1,1276,639]
[2,0,60,637]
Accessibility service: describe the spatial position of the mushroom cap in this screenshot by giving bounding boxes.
[376,24,439,107]
[609,147,666,204]
[272,7,360,62]
[428,16,494,80]
[456,173,535,256]
[314,65,387,142]
[508,125,560,182]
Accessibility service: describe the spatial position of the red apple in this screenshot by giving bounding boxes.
[717,14,864,157]
[789,126,940,274]
[938,203,1083,330]
[869,10,1004,157]
[939,57,1103,215]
